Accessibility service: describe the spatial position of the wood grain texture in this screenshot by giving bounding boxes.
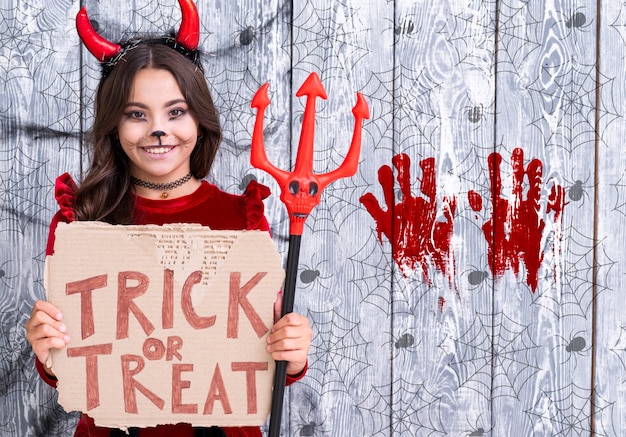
[1,0,623,436]
[491,1,599,436]
[595,1,626,436]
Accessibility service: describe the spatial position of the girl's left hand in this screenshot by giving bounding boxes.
[268,294,312,377]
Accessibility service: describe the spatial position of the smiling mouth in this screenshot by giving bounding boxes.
[144,146,174,155]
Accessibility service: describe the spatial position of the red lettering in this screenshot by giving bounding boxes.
[203,363,232,415]
[166,336,183,361]
[142,338,165,360]
[172,363,197,414]
[65,275,107,339]
[121,354,165,413]
[67,343,112,410]
[227,272,268,339]
[231,362,268,414]
[142,336,183,361]
[162,269,174,329]
[117,271,155,339]
[181,270,216,329]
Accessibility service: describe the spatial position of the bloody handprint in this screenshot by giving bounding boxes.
[360,153,457,286]
[468,148,566,292]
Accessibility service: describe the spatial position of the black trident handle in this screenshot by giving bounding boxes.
[268,234,301,437]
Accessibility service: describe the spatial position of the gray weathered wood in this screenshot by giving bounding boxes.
[595,1,626,435]
[1,0,625,436]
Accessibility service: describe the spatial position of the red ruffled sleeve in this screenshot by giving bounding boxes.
[54,172,78,221]
[242,180,271,232]
[46,173,78,256]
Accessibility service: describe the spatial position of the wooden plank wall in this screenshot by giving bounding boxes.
[1,0,625,435]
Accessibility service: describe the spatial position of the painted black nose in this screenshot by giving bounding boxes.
[151,130,166,138]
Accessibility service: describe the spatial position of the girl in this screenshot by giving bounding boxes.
[25,3,311,437]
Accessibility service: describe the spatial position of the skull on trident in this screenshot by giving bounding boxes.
[250,72,370,235]
[250,72,369,437]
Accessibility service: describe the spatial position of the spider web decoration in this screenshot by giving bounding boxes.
[37,64,84,152]
[594,69,622,143]
[442,0,496,71]
[525,382,615,436]
[347,228,440,316]
[0,143,54,234]
[357,378,446,436]
[610,170,626,219]
[532,225,615,319]
[0,2,55,76]
[304,156,371,236]
[359,70,395,152]
[609,325,626,384]
[348,229,393,316]
[443,311,541,401]
[289,3,371,80]
[304,308,371,397]
[116,1,185,41]
[206,65,266,156]
[496,0,544,76]
[527,58,620,154]
[393,64,441,153]
[609,2,626,49]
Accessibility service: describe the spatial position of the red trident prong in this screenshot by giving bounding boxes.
[251,72,370,235]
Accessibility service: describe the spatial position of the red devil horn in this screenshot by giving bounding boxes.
[76,7,121,62]
[176,0,200,50]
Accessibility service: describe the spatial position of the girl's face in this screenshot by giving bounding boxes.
[117,68,200,183]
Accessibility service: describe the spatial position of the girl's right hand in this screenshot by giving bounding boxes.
[25,300,70,376]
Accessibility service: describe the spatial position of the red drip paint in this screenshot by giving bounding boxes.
[438,296,446,313]
[468,190,482,212]
[469,148,566,292]
[360,153,457,287]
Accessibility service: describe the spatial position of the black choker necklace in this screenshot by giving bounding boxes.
[131,172,193,199]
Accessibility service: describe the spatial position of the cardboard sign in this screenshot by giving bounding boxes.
[45,222,284,429]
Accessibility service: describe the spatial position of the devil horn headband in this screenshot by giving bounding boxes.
[76,0,200,63]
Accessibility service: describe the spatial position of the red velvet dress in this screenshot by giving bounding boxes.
[36,173,306,437]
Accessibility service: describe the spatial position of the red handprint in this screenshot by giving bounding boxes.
[468,148,566,292]
[360,153,457,287]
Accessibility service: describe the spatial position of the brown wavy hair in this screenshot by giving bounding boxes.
[73,43,222,223]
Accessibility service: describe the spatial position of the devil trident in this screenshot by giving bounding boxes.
[250,72,369,436]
